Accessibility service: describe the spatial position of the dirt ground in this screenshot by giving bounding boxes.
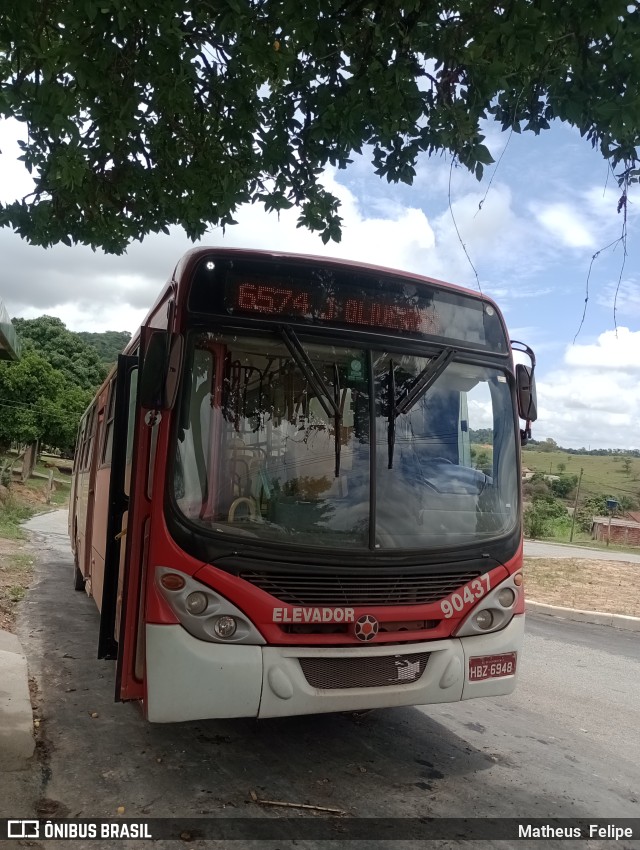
[0,536,36,631]
[0,480,56,629]
[524,557,640,617]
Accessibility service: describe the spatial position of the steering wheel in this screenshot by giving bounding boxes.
[228,496,258,522]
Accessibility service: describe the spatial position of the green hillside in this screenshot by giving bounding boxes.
[77,330,131,367]
[1,318,131,455]
[521,449,639,504]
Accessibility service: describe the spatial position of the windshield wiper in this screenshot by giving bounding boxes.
[387,359,396,469]
[387,347,456,469]
[278,326,342,477]
[333,362,342,478]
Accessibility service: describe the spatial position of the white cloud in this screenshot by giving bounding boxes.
[15,301,147,335]
[428,183,544,288]
[479,120,510,159]
[596,277,640,318]
[1,229,196,329]
[533,328,640,449]
[582,184,626,222]
[1,171,440,332]
[565,327,640,370]
[0,119,34,203]
[533,202,596,249]
[213,172,437,274]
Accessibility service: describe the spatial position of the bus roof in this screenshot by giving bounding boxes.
[170,246,496,307]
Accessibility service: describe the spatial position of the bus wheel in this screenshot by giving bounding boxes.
[73,552,85,592]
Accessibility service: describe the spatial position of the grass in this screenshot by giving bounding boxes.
[0,453,71,532]
[0,497,35,539]
[0,468,69,630]
[527,529,640,555]
[532,529,640,553]
[524,511,640,556]
[0,539,37,630]
[8,552,35,572]
[23,476,71,506]
[521,449,640,502]
[7,585,26,602]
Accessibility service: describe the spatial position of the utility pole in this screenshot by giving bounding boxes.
[569,467,584,543]
[605,498,619,547]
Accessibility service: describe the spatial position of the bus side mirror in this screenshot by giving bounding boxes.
[516,364,537,424]
[139,332,183,410]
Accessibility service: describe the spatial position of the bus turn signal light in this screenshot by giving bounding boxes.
[160,573,186,591]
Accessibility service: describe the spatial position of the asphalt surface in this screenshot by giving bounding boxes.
[524,539,640,562]
[2,512,638,849]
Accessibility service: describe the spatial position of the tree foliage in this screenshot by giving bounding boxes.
[526,439,640,456]
[1,0,639,252]
[469,428,493,445]
[0,316,116,453]
[574,491,640,531]
[0,350,91,453]
[77,330,131,367]
[13,316,106,391]
[549,474,578,498]
[524,494,570,539]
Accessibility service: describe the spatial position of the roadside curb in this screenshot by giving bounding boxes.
[527,601,640,632]
[0,629,35,770]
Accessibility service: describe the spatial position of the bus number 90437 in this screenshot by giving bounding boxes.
[441,575,491,618]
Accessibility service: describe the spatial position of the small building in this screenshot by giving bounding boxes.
[591,516,640,547]
[0,300,20,360]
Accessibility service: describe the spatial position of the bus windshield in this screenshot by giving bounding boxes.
[172,330,519,552]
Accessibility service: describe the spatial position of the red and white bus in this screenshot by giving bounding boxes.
[69,248,537,722]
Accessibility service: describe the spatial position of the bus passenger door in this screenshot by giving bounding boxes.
[98,355,138,664]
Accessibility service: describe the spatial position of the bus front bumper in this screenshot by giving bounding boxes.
[144,615,524,722]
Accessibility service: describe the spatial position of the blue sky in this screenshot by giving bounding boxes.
[0,118,638,450]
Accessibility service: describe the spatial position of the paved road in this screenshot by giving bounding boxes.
[524,539,640,562]
[6,513,640,849]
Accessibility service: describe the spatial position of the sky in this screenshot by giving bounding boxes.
[0,118,639,451]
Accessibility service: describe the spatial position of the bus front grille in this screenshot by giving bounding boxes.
[298,652,430,689]
[239,570,481,606]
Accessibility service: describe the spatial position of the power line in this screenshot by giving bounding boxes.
[0,397,38,408]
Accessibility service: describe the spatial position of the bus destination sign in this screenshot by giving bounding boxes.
[229,279,442,336]
[188,257,507,350]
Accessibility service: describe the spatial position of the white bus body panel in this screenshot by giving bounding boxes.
[144,615,524,722]
[145,625,263,722]
[460,613,524,700]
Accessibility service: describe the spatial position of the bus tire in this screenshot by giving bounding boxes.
[73,551,85,592]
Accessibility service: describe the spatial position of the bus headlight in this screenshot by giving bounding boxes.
[185,592,208,615]
[474,610,494,630]
[498,588,515,608]
[214,616,237,638]
[454,575,521,637]
[155,567,265,645]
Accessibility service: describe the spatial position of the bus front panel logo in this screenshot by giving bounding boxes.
[354,614,379,642]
